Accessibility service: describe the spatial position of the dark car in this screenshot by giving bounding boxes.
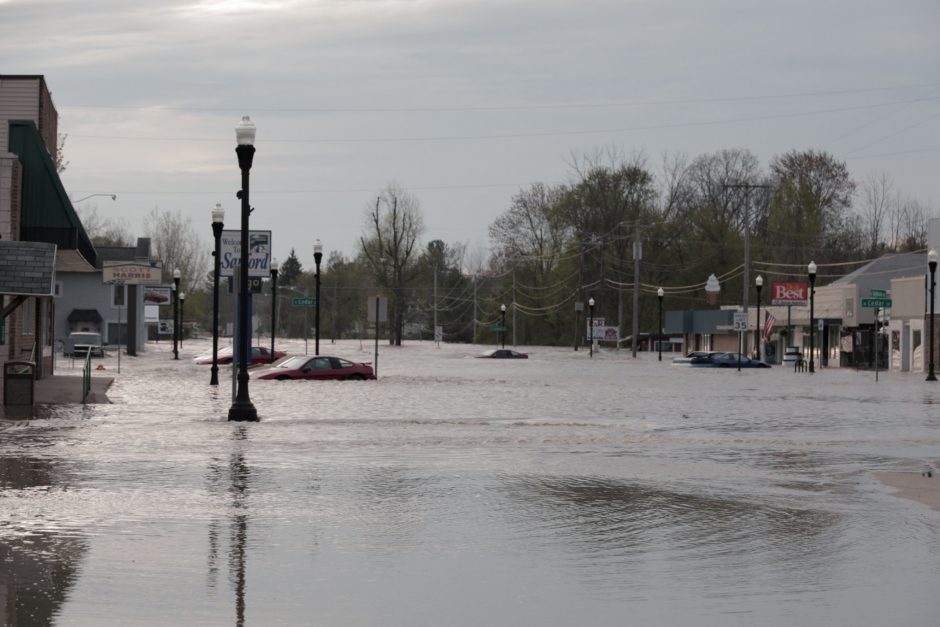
[691,352,771,368]
[193,346,286,365]
[672,351,722,364]
[252,355,375,381]
[477,349,528,359]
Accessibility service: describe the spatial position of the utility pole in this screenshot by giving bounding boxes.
[632,227,641,358]
[512,267,517,347]
[433,263,438,347]
[724,183,771,357]
[473,274,478,345]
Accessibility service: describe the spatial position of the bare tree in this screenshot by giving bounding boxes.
[860,172,894,254]
[144,207,210,295]
[359,183,425,345]
[54,133,69,173]
[75,205,133,247]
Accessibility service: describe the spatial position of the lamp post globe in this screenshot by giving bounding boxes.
[270,259,279,360]
[808,261,817,374]
[229,115,258,422]
[313,239,323,356]
[928,249,938,381]
[500,304,507,349]
[588,297,595,358]
[210,204,225,385]
[172,268,181,360]
[657,287,664,362]
[755,275,763,362]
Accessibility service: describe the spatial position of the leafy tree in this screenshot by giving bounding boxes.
[278,248,303,286]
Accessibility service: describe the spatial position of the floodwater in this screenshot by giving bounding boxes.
[2,338,939,626]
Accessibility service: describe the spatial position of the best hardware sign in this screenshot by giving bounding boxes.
[770,281,808,306]
[220,230,272,278]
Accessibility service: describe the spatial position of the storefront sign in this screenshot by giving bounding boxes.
[770,281,808,306]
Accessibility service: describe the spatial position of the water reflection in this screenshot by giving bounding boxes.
[206,425,251,627]
[0,455,88,626]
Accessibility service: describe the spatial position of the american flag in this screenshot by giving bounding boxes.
[762,312,777,341]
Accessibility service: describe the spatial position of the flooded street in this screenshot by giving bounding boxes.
[2,338,940,625]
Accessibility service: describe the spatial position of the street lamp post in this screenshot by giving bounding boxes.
[928,249,938,381]
[210,204,225,385]
[755,275,763,362]
[588,297,595,358]
[313,239,323,356]
[229,115,258,422]
[657,287,664,362]
[500,304,507,348]
[173,269,181,360]
[270,259,278,361]
[179,293,185,349]
[808,261,817,374]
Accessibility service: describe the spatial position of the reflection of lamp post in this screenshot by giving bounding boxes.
[210,204,225,385]
[179,293,186,349]
[173,269,181,360]
[808,261,817,374]
[270,258,278,361]
[500,304,507,348]
[229,115,258,422]
[313,239,323,356]
[588,297,595,358]
[928,249,938,381]
[657,287,664,361]
[755,275,763,362]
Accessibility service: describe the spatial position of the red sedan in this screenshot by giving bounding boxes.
[252,355,375,381]
[192,346,287,365]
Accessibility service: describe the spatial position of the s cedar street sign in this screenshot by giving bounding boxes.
[861,298,892,308]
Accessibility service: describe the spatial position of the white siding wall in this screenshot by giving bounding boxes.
[0,78,41,155]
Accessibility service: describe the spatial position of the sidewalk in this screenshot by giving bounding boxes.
[29,374,114,405]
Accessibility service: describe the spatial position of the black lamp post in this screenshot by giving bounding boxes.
[179,293,185,349]
[500,304,506,348]
[229,115,258,422]
[808,261,817,374]
[588,297,595,358]
[270,258,278,361]
[314,239,323,356]
[210,204,224,385]
[928,249,937,381]
[173,268,180,360]
[657,287,664,361]
[755,275,763,362]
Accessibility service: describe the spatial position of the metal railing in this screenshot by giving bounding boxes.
[82,349,92,403]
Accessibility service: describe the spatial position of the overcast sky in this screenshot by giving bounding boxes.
[3,0,939,267]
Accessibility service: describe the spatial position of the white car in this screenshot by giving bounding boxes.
[64,332,105,357]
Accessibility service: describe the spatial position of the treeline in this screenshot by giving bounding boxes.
[81,148,935,347]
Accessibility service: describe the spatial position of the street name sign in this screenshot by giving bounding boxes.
[292,297,317,306]
[869,289,887,298]
[861,298,892,308]
[489,324,506,332]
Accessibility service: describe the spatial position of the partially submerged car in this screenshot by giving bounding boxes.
[690,352,771,368]
[192,346,286,365]
[252,355,375,381]
[477,349,528,359]
[63,332,105,357]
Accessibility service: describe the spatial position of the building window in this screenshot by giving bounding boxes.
[112,283,126,308]
[54,281,63,297]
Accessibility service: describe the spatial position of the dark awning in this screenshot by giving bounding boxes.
[67,309,102,323]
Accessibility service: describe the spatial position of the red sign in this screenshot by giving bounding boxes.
[770,281,808,305]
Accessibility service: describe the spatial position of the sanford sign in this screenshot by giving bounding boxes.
[770,281,808,306]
